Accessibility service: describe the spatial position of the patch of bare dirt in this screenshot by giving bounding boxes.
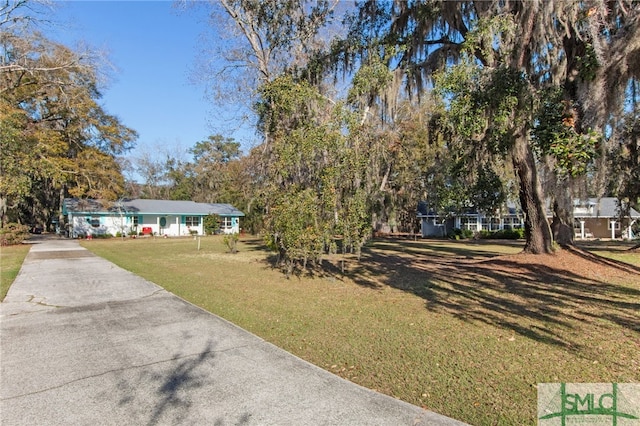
[487,246,640,284]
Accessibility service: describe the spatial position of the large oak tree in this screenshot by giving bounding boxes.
[1,4,137,228]
[335,0,640,253]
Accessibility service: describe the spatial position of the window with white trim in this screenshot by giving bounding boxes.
[185,216,200,227]
[503,217,512,229]
[460,216,476,230]
[221,217,232,229]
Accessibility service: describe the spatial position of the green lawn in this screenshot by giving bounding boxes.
[576,240,640,267]
[79,236,640,426]
[0,243,30,301]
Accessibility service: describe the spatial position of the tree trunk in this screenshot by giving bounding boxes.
[511,135,554,254]
[0,196,7,228]
[551,195,575,247]
[59,185,66,235]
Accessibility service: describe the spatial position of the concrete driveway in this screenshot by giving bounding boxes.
[1,237,467,425]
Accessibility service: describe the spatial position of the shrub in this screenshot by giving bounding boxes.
[478,229,524,240]
[204,214,221,235]
[449,228,463,240]
[0,223,30,246]
[223,232,239,253]
[449,228,475,240]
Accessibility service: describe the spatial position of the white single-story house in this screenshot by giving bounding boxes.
[568,198,640,240]
[62,198,244,238]
[417,197,639,240]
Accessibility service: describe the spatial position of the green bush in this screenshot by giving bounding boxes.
[449,228,475,240]
[449,228,463,240]
[0,223,30,246]
[204,214,221,235]
[478,228,524,240]
[223,232,240,253]
[462,228,474,239]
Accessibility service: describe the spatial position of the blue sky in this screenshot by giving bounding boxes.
[50,1,257,168]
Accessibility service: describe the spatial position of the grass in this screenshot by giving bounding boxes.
[0,243,30,301]
[576,240,640,267]
[78,236,640,426]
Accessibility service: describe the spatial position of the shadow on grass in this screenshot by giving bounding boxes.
[376,239,520,260]
[339,239,640,354]
[565,244,640,276]
[575,239,640,253]
[240,237,269,253]
[241,238,303,278]
[244,236,352,281]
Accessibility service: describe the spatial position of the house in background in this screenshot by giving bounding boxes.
[569,198,640,239]
[417,197,639,240]
[417,202,525,237]
[62,199,244,238]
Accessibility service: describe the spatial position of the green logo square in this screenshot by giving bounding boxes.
[538,383,640,425]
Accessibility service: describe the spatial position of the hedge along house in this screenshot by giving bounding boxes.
[62,198,244,238]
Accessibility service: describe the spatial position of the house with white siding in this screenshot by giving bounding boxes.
[62,198,244,238]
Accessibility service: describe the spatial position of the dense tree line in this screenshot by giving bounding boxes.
[323,0,640,253]
[1,1,137,229]
[187,0,639,266]
[4,1,639,266]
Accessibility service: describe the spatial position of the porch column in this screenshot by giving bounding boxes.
[610,220,616,239]
[580,220,585,239]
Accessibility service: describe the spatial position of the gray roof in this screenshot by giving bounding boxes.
[416,200,521,217]
[571,197,640,219]
[63,199,244,217]
[415,197,640,219]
